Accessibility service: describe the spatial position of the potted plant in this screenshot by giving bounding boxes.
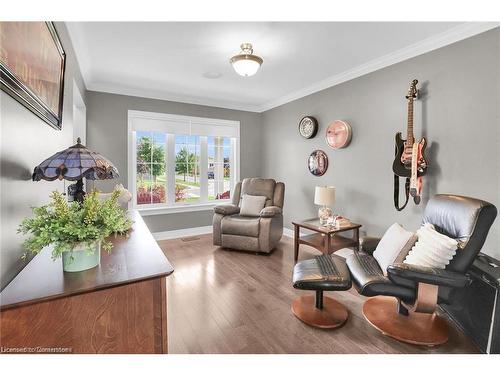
[18,188,133,272]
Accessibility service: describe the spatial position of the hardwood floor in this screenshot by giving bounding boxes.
[158,235,478,354]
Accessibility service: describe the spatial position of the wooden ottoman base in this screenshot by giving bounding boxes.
[362,296,449,346]
[292,294,348,329]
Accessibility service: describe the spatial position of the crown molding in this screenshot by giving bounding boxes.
[86,82,262,112]
[256,22,500,112]
[74,22,499,114]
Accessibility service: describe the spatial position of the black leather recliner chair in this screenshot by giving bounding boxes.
[346,194,497,346]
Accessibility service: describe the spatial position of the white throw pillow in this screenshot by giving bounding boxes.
[404,223,458,269]
[239,194,267,217]
[373,223,416,276]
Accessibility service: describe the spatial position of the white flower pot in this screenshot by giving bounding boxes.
[62,241,101,272]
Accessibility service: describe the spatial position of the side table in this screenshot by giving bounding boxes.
[292,218,361,263]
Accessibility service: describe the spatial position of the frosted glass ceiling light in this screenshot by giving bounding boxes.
[230,43,263,77]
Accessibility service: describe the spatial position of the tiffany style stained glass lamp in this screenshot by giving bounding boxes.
[32,138,119,202]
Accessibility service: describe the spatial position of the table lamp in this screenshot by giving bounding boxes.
[32,137,119,203]
[314,186,335,225]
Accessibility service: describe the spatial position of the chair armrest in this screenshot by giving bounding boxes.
[359,236,381,254]
[214,204,240,216]
[387,263,469,289]
[260,206,282,218]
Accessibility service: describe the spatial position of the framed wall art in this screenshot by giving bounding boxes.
[326,120,353,149]
[308,150,329,176]
[298,116,318,139]
[0,22,66,129]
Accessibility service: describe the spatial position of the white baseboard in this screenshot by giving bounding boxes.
[153,226,212,241]
[283,227,294,238]
[155,226,299,241]
[283,227,312,238]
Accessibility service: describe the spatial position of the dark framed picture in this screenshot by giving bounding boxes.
[308,150,329,176]
[0,22,66,129]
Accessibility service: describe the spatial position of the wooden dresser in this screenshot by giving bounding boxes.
[0,211,174,354]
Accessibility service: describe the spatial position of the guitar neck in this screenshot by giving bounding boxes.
[406,99,414,145]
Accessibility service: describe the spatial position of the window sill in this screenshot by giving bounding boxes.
[135,201,230,216]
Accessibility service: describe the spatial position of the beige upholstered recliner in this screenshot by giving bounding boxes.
[213,178,285,253]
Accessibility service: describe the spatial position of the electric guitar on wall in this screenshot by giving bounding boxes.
[409,142,423,204]
[393,79,428,210]
[393,79,428,178]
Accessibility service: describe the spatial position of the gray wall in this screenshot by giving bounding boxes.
[261,28,500,258]
[0,23,87,289]
[86,91,262,232]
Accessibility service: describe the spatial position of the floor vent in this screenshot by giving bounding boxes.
[181,236,201,242]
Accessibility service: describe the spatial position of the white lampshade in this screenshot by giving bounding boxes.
[231,58,261,77]
[314,186,336,206]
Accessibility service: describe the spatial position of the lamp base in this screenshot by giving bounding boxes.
[68,179,86,203]
[318,206,332,225]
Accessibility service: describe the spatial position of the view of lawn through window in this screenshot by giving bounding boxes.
[175,135,201,203]
[136,131,167,205]
[135,132,232,206]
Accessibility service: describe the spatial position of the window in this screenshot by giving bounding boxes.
[136,131,167,205]
[175,135,200,203]
[208,136,231,201]
[128,111,240,214]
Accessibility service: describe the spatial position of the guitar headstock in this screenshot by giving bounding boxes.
[405,79,419,100]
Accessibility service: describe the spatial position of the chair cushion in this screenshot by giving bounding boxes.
[293,254,351,291]
[373,223,417,276]
[404,223,458,269]
[346,251,415,302]
[241,178,276,205]
[240,194,267,217]
[221,215,260,237]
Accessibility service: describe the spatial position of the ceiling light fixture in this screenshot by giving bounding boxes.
[230,43,263,77]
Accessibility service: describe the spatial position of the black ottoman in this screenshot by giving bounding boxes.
[292,254,352,329]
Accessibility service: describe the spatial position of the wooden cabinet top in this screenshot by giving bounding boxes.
[0,210,174,311]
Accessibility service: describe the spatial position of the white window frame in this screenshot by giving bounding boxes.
[127,110,240,215]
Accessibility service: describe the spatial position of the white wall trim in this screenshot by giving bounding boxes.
[87,82,262,113]
[153,225,213,241]
[128,109,242,128]
[127,109,240,213]
[138,202,222,216]
[155,226,298,241]
[257,22,500,112]
[283,227,295,238]
[78,22,499,113]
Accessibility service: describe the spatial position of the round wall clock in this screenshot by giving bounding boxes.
[308,150,329,176]
[326,120,353,149]
[298,116,318,139]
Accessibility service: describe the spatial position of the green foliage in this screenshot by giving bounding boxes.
[137,137,165,181]
[18,188,133,260]
[175,147,198,181]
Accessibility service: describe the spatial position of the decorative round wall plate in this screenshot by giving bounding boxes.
[298,116,318,139]
[308,150,329,176]
[326,120,352,149]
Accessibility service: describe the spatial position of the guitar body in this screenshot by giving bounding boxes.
[410,142,423,204]
[392,132,428,178]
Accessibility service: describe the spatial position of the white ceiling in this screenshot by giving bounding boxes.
[66,22,498,112]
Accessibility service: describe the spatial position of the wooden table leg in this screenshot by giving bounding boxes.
[325,233,332,255]
[294,225,299,263]
[353,228,360,251]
